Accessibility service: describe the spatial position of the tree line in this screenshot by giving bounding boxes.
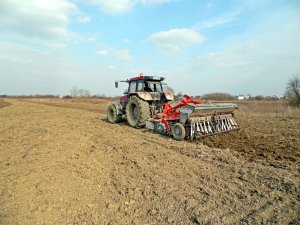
[1,74,299,107]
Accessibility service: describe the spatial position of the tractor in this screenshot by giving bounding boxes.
[107,73,239,140]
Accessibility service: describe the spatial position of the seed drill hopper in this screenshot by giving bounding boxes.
[107,73,239,140]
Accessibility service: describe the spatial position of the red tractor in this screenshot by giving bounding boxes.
[107,73,239,140]
[107,73,174,126]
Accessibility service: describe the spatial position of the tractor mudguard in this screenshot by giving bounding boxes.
[164,92,174,101]
[137,92,174,101]
[137,92,161,101]
[137,92,152,101]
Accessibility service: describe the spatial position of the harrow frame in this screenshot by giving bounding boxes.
[146,95,239,140]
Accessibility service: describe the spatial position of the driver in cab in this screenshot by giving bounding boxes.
[144,83,153,92]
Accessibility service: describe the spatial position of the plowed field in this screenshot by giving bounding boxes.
[0,99,299,224]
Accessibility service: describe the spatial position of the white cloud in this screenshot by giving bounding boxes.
[0,41,80,95]
[139,0,172,5]
[0,40,132,96]
[0,0,91,47]
[113,49,133,61]
[148,28,204,51]
[122,38,130,43]
[87,0,173,14]
[200,15,236,29]
[96,50,108,55]
[87,36,97,43]
[195,2,264,30]
[96,48,133,61]
[196,9,241,29]
[87,0,134,14]
[47,42,66,49]
[0,0,79,40]
[77,15,91,24]
[197,50,256,68]
[177,17,300,96]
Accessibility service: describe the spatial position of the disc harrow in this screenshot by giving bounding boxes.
[188,114,239,140]
[144,95,239,140]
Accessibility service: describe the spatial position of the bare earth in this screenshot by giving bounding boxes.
[0,99,299,225]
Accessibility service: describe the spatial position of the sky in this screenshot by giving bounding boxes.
[0,0,299,97]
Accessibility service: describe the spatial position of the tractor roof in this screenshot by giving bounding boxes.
[129,74,165,82]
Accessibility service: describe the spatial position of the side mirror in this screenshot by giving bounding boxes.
[115,81,118,88]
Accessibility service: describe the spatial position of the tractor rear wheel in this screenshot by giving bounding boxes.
[107,104,122,123]
[126,96,150,128]
[172,123,186,140]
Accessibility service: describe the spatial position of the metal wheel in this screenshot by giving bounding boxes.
[155,122,166,134]
[172,123,186,140]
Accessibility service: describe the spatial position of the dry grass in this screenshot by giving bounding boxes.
[28,97,113,104]
[0,99,12,108]
[22,98,109,114]
[237,100,300,117]
[20,97,300,118]
[65,97,117,104]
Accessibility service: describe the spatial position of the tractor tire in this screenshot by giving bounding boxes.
[172,123,186,140]
[107,104,122,123]
[126,95,150,128]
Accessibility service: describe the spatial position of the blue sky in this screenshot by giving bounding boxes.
[0,0,299,96]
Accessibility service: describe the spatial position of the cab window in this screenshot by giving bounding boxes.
[137,81,144,92]
[129,81,137,93]
[154,83,163,93]
[145,81,163,93]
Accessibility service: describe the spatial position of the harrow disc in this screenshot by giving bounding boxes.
[187,114,239,140]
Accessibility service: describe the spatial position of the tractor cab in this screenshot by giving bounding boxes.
[128,75,164,93]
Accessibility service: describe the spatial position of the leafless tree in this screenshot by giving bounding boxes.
[70,87,90,97]
[81,89,90,97]
[285,73,300,107]
[70,87,79,97]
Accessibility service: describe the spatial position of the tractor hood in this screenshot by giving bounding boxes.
[137,92,160,101]
[137,92,174,101]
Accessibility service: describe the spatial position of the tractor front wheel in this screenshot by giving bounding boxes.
[107,104,122,123]
[126,96,150,128]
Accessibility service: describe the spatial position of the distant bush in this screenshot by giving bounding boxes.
[63,95,72,99]
[254,95,264,100]
[201,92,235,101]
[265,95,280,101]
